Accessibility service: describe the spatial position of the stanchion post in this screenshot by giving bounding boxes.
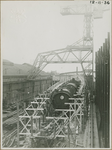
[17,98,20,147]
[68,120,70,147]
[39,118,41,130]
[31,115,34,147]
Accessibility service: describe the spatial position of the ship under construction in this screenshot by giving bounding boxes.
[2,2,110,148]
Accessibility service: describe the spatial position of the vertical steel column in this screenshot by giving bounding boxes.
[103,43,106,146]
[95,33,110,148]
[104,39,108,147]
[107,33,110,147]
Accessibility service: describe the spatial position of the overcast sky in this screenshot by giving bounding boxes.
[1,1,111,73]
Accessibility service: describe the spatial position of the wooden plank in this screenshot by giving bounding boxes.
[65,103,84,105]
[55,109,75,112]
[26,108,43,110]
[56,135,65,137]
[69,98,84,100]
[19,116,30,118]
[31,102,46,104]
[19,133,31,135]
[46,117,68,120]
[33,116,41,119]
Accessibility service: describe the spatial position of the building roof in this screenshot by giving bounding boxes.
[3,59,14,66]
[3,59,50,76]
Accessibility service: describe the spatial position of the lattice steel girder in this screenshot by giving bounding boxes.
[61,4,93,15]
[28,46,93,79]
[60,4,109,18]
[83,14,93,40]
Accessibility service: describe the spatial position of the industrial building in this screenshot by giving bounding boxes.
[3,59,52,109]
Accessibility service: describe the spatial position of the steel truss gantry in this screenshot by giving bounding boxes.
[27,4,109,80]
[28,43,93,79]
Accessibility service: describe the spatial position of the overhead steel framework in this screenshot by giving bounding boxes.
[28,45,93,79]
[27,4,109,82]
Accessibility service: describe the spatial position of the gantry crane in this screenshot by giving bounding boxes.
[60,4,109,76]
[27,3,110,81]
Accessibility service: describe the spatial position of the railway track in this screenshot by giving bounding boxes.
[2,109,24,148]
[2,126,23,148]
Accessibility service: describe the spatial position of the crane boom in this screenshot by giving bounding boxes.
[61,5,93,16]
[61,4,110,18]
